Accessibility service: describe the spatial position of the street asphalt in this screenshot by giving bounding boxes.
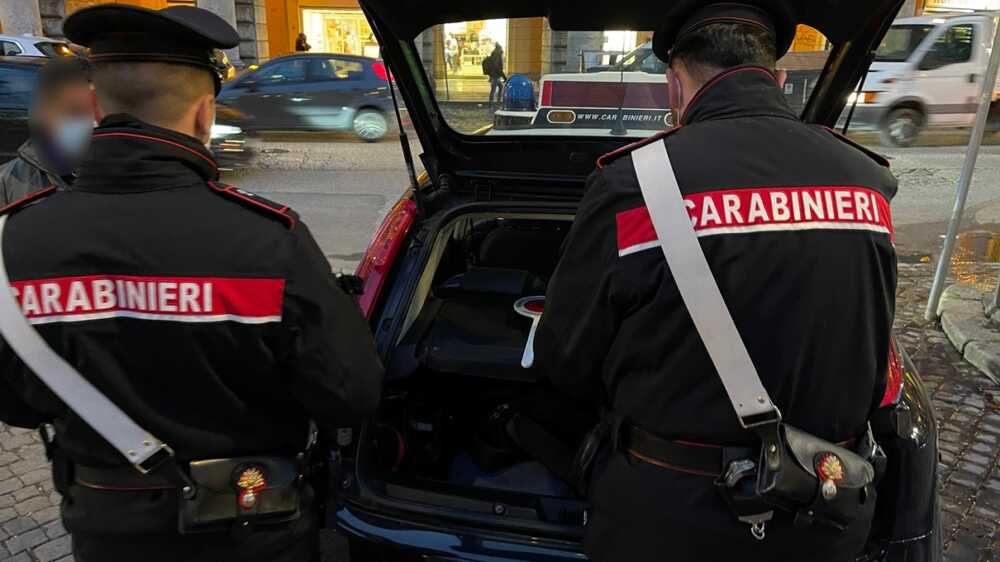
[1,135,999,561]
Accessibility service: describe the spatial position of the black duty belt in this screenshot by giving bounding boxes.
[75,464,182,491]
[622,424,857,479]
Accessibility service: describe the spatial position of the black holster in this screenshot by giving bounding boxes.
[178,455,305,537]
[716,422,882,532]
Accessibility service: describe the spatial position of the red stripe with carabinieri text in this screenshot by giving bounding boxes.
[9,275,284,325]
[617,185,893,257]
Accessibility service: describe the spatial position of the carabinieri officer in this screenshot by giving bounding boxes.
[534,2,898,561]
[0,5,383,561]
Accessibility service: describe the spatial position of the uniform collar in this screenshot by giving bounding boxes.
[681,65,797,126]
[73,114,219,192]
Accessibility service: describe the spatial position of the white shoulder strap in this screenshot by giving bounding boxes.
[0,215,172,472]
[631,140,780,428]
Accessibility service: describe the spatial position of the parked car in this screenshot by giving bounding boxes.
[216,53,395,141]
[0,34,72,58]
[330,1,941,562]
[0,56,252,169]
[848,12,1000,147]
[0,56,46,163]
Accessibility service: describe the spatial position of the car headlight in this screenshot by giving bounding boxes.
[211,124,243,138]
[846,92,879,104]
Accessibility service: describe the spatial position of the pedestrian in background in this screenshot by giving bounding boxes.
[0,56,94,204]
[484,42,507,106]
[296,32,311,52]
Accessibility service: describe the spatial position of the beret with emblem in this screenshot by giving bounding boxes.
[63,4,239,93]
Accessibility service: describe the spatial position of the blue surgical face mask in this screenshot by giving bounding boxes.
[51,118,94,165]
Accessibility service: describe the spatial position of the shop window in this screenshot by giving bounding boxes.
[301,9,379,58]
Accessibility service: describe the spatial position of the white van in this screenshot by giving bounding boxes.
[848,12,1000,147]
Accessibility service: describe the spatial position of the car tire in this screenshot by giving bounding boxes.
[353,109,388,142]
[880,108,923,148]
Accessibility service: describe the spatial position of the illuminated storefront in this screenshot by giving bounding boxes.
[924,0,1000,10]
[301,8,378,57]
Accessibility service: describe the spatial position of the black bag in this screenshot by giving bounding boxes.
[178,456,304,535]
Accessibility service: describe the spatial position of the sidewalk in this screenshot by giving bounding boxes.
[937,267,1000,385]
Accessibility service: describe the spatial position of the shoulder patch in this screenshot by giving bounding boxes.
[0,185,57,216]
[207,181,298,229]
[823,126,891,169]
[596,126,683,169]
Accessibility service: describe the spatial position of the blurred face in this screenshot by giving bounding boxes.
[36,80,94,136]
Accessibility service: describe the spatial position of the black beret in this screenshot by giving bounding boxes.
[653,1,797,61]
[64,5,239,93]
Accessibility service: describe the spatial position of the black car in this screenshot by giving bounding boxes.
[329,1,942,562]
[216,53,396,142]
[0,56,45,163]
[0,56,252,169]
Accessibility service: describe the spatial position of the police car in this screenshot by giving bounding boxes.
[493,41,672,135]
[334,1,941,561]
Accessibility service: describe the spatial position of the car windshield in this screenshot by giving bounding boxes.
[874,24,935,62]
[418,18,832,138]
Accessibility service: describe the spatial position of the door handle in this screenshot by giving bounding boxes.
[969,73,980,83]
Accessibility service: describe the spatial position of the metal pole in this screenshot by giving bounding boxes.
[925,16,1000,321]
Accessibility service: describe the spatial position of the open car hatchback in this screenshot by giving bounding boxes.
[329,1,942,561]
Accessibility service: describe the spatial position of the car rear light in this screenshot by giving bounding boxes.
[546,110,576,124]
[355,196,418,319]
[540,81,552,107]
[372,61,393,82]
[880,338,905,408]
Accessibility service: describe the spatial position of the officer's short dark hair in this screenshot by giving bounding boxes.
[670,22,776,83]
[34,56,92,105]
[92,62,214,125]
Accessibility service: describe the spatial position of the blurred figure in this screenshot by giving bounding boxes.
[295,32,311,52]
[483,42,506,105]
[0,56,93,204]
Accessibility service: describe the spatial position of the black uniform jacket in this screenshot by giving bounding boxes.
[535,66,898,446]
[0,115,384,468]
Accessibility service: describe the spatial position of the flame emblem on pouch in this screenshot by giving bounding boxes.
[236,467,267,510]
[816,453,845,500]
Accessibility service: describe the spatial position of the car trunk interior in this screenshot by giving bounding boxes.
[359,208,593,531]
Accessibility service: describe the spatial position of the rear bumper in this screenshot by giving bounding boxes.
[335,503,586,562]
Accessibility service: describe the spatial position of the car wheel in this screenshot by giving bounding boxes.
[880,108,922,148]
[353,109,388,142]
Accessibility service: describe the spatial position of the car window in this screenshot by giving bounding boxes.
[258,59,308,83]
[311,58,366,81]
[639,52,668,74]
[0,41,22,56]
[923,24,975,68]
[35,42,71,58]
[875,25,935,62]
[0,66,36,109]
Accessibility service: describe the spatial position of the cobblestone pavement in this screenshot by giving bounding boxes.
[2,264,999,561]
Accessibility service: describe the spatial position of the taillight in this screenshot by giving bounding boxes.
[880,338,905,408]
[372,61,393,82]
[540,81,552,107]
[355,196,418,319]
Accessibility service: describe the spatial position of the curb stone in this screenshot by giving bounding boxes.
[938,283,1000,385]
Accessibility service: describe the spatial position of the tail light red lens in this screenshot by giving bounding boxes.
[372,61,393,82]
[540,81,552,107]
[880,338,905,408]
[355,196,418,319]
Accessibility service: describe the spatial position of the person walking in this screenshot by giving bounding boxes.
[535,2,897,561]
[0,5,383,562]
[483,42,507,106]
[0,56,94,203]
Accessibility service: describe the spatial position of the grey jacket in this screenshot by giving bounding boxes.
[0,141,69,205]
